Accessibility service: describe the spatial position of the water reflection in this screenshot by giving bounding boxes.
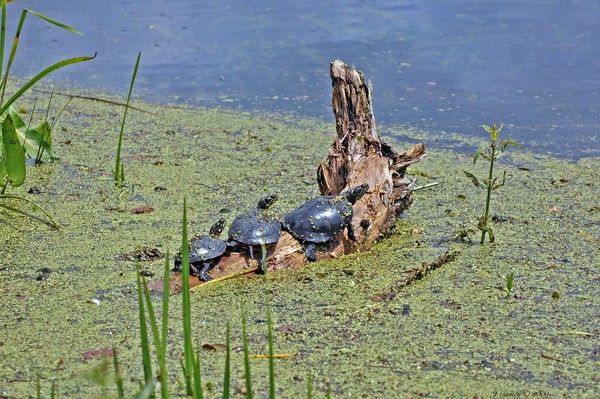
[11,0,600,158]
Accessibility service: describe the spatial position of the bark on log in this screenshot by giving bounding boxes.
[159,60,425,292]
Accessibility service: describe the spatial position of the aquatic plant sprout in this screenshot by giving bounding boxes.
[463,122,521,243]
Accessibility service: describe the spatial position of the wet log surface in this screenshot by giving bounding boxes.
[158,60,425,292]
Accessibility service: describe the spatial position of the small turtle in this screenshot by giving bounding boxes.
[173,219,227,282]
[283,184,369,262]
[228,194,281,274]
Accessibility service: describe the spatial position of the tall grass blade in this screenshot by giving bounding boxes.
[223,322,231,399]
[193,350,204,399]
[0,7,83,104]
[180,198,195,396]
[135,263,154,394]
[0,3,6,83]
[112,346,125,399]
[161,253,170,360]
[36,374,41,399]
[0,54,95,116]
[142,276,168,398]
[241,302,253,399]
[50,381,57,399]
[0,194,58,228]
[307,372,313,399]
[267,303,275,399]
[114,52,141,184]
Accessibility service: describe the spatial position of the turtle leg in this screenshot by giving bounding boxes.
[305,243,317,262]
[197,262,213,282]
[171,259,182,272]
[248,245,255,266]
[256,244,267,274]
[189,263,202,277]
[347,223,356,242]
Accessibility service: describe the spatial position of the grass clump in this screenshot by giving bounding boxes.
[0,1,94,226]
[463,121,521,243]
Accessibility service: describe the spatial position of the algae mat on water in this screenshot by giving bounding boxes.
[0,87,599,398]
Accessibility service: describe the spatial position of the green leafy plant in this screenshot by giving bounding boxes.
[0,2,94,225]
[114,52,141,185]
[463,122,521,243]
[505,271,515,298]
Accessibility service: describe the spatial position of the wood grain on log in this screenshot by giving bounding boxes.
[157,60,425,292]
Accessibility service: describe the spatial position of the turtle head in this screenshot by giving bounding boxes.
[345,183,369,204]
[209,218,226,237]
[257,194,278,210]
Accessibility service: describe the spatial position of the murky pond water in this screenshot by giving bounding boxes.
[10,0,600,158]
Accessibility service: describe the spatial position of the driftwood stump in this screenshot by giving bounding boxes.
[162,60,425,292]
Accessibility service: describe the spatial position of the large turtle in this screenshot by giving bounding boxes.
[173,219,228,282]
[228,194,281,274]
[283,184,369,261]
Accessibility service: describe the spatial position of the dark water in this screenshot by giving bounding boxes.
[11,0,600,158]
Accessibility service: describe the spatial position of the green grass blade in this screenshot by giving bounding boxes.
[112,346,125,399]
[142,277,168,398]
[0,194,58,228]
[307,372,312,399]
[267,304,275,399]
[223,322,231,399]
[0,7,83,102]
[36,374,41,399]
[181,198,195,396]
[136,263,154,392]
[193,350,204,399]
[24,9,84,35]
[0,53,96,116]
[241,302,253,399]
[161,253,170,358]
[50,381,57,399]
[114,52,141,184]
[0,3,6,102]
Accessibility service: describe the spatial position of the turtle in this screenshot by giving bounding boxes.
[173,218,228,282]
[283,183,369,262]
[227,194,281,274]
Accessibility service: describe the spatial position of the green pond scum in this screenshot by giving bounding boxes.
[0,82,599,398]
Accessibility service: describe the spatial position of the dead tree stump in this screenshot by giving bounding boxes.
[161,60,425,292]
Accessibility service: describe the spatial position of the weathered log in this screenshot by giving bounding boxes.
[160,60,425,292]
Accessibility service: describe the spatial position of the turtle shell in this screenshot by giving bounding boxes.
[228,208,282,246]
[188,235,227,263]
[284,196,353,243]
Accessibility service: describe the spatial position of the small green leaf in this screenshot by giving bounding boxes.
[479,152,493,162]
[506,271,514,292]
[1,114,26,188]
[492,171,507,190]
[463,170,481,188]
[473,143,487,164]
[480,124,493,135]
[501,140,522,151]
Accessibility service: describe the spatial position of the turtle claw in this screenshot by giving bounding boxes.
[197,263,213,282]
